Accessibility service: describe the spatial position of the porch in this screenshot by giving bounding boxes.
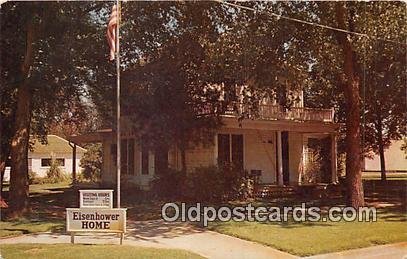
[67,113,340,190]
[219,117,340,187]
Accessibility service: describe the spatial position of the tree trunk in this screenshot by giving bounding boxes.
[0,144,9,186]
[376,122,386,181]
[9,84,32,216]
[9,17,36,217]
[378,142,386,181]
[0,149,7,205]
[335,2,364,208]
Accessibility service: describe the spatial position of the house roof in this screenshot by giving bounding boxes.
[30,135,86,155]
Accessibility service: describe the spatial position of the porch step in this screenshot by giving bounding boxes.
[254,184,343,199]
[254,184,297,199]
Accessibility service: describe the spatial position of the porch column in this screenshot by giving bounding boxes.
[331,133,338,183]
[277,131,283,186]
[72,143,77,184]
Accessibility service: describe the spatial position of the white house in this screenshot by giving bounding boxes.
[70,91,340,190]
[4,135,86,181]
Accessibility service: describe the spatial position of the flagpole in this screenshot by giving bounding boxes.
[116,0,121,209]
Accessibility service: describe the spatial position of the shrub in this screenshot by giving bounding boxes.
[45,158,67,183]
[151,165,249,202]
[28,170,42,184]
[187,165,248,202]
[187,166,224,201]
[151,169,186,199]
[80,144,102,182]
[302,151,322,183]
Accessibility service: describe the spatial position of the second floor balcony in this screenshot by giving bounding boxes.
[223,103,335,123]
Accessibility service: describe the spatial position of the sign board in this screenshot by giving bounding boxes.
[79,190,113,208]
[66,208,126,233]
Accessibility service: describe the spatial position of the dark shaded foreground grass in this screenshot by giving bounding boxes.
[0,219,63,238]
[1,182,72,238]
[0,244,205,259]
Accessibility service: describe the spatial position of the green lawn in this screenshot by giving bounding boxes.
[29,181,72,194]
[362,171,407,180]
[0,219,64,238]
[0,244,204,259]
[2,181,72,193]
[209,210,407,256]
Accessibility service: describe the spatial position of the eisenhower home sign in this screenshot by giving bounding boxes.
[66,208,126,232]
[66,189,126,244]
[79,190,113,208]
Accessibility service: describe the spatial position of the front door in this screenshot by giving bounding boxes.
[217,134,244,170]
[154,145,169,175]
[282,131,289,185]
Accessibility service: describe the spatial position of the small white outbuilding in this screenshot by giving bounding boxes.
[4,135,86,181]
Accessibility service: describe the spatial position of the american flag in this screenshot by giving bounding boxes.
[107,4,118,61]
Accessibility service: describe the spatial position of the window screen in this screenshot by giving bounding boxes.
[217,134,230,166]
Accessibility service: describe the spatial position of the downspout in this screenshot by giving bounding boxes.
[69,141,77,185]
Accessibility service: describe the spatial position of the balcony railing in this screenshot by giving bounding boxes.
[259,105,334,122]
[224,104,334,122]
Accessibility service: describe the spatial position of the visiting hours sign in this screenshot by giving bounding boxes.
[79,190,113,208]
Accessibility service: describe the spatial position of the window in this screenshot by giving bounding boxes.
[217,134,243,168]
[111,139,135,175]
[41,158,65,167]
[111,144,117,166]
[128,139,135,175]
[41,158,52,167]
[141,141,149,175]
[232,134,244,170]
[56,158,65,167]
[121,139,127,174]
[218,134,230,166]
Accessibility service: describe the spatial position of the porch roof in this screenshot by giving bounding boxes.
[221,116,340,133]
[68,129,114,144]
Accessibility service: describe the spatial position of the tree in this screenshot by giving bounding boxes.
[1,2,105,216]
[285,1,405,206]
[363,46,406,180]
[211,1,366,206]
[48,101,100,139]
[333,2,364,207]
[120,2,230,172]
[4,3,38,215]
[360,3,406,181]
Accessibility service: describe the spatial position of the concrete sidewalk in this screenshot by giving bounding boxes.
[1,220,296,259]
[307,242,407,259]
[126,220,297,259]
